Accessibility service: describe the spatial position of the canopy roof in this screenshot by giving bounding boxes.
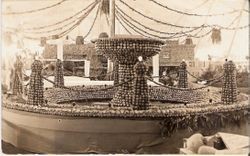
[2,0,249,61]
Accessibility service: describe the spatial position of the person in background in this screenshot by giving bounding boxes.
[1,45,18,93]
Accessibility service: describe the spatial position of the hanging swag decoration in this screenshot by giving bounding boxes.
[211,28,221,44]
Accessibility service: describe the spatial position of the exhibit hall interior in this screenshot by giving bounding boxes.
[1,0,250,154]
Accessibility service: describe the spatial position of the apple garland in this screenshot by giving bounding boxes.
[3,92,248,118]
[44,84,212,104]
[159,110,247,137]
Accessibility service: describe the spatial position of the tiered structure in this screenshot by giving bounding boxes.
[133,60,149,110]
[54,59,64,88]
[178,61,188,88]
[221,60,237,104]
[27,60,44,106]
[12,56,23,95]
[94,35,164,107]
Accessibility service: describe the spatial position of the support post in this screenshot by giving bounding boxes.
[57,39,64,61]
[152,54,160,82]
[84,60,90,77]
[108,0,119,84]
[47,38,64,61]
[110,0,115,37]
[107,59,113,73]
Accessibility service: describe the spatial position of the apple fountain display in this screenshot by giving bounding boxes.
[2,35,249,154]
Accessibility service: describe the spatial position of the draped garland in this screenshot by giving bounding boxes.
[3,0,249,42]
[2,0,68,15]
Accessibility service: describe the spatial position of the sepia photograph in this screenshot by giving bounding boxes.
[1,0,249,154]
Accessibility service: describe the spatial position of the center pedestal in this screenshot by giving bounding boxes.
[94,35,164,108]
[111,64,134,106]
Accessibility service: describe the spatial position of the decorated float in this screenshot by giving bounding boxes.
[2,35,249,154]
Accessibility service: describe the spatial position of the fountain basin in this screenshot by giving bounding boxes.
[94,35,164,64]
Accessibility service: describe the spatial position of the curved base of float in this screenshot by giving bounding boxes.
[2,108,249,154]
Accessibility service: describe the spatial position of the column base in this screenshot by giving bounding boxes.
[110,64,134,107]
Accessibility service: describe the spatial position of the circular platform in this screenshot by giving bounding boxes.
[2,85,249,154]
[2,107,249,154]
